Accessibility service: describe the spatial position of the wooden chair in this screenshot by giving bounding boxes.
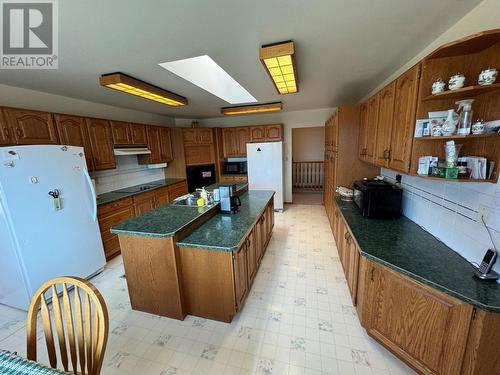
[26,277,109,375]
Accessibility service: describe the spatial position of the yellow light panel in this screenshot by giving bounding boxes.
[221,102,282,116]
[99,73,187,107]
[260,41,298,95]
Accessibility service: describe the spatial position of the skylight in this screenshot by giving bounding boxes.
[158,55,257,104]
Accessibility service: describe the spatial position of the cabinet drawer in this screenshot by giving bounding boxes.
[98,206,135,239]
[132,190,156,203]
[97,197,133,216]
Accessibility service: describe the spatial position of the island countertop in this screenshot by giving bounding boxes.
[177,190,275,252]
[110,183,248,238]
[335,197,500,313]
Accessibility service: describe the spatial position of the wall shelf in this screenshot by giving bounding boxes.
[412,174,496,183]
[422,83,500,101]
[414,133,499,141]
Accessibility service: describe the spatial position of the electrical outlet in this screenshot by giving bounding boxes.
[478,205,490,222]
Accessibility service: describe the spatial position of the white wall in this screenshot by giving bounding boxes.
[186,107,335,203]
[292,127,325,162]
[0,83,174,126]
[364,0,500,99]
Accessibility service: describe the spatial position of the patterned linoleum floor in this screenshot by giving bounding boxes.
[0,204,416,375]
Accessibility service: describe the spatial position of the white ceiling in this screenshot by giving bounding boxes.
[0,0,481,118]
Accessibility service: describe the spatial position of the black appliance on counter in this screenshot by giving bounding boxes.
[186,164,216,192]
[223,161,247,175]
[353,179,402,218]
[219,184,241,214]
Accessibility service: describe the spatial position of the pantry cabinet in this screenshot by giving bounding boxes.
[374,82,396,167]
[4,108,59,145]
[364,260,472,375]
[85,118,116,170]
[54,114,94,171]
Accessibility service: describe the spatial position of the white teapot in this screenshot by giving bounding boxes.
[449,74,465,90]
[478,68,497,85]
[431,79,446,94]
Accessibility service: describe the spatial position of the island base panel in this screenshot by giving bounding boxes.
[118,235,186,320]
[180,248,237,323]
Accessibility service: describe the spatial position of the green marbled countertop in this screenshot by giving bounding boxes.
[96,178,186,206]
[177,191,275,252]
[335,197,500,313]
[110,183,248,238]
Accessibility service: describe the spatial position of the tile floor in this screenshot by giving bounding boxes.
[0,204,416,375]
[292,192,323,205]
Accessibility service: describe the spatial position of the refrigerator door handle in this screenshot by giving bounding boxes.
[83,169,97,222]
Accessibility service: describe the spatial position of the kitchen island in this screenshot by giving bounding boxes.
[111,187,275,322]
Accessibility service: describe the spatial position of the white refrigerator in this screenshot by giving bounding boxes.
[0,145,105,310]
[247,141,284,211]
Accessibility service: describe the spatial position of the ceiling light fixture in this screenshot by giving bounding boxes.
[158,55,257,104]
[221,102,282,116]
[99,73,188,107]
[259,41,298,95]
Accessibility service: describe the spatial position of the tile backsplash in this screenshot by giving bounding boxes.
[90,155,166,195]
[381,168,500,277]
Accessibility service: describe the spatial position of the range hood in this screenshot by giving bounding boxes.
[113,147,151,156]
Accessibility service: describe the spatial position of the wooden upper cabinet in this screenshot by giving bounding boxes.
[197,128,214,144]
[182,129,198,145]
[159,127,173,162]
[389,65,420,173]
[111,121,132,145]
[366,261,472,375]
[265,124,283,141]
[54,114,94,171]
[130,124,147,145]
[374,82,396,167]
[250,126,266,142]
[0,109,12,146]
[146,126,163,164]
[365,94,379,161]
[236,127,249,155]
[358,102,369,159]
[85,118,116,170]
[4,108,59,145]
[222,128,237,157]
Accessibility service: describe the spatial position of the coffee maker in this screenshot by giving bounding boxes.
[219,184,241,214]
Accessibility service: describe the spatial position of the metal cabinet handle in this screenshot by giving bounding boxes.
[344,231,349,240]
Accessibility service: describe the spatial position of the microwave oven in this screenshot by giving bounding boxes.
[353,179,402,218]
[224,161,247,175]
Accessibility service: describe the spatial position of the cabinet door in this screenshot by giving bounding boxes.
[346,239,360,305]
[182,129,197,145]
[111,121,132,145]
[184,145,214,165]
[147,126,163,164]
[222,128,236,157]
[366,261,473,375]
[389,65,420,173]
[374,83,396,167]
[233,175,248,183]
[159,127,173,162]
[97,198,134,260]
[54,114,94,171]
[86,118,116,170]
[358,102,369,160]
[220,175,236,183]
[236,127,249,156]
[155,187,170,207]
[197,128,214,144]
[265,124,282,141]
[5,108,59,145]
[233,244,248,309]
[246,230,257,283]
[0,109,12,145]
[131,124,147,145]
[365,94,379,161]
[250,126,266,142]
[133,191,156,216]
[168,182,188,200]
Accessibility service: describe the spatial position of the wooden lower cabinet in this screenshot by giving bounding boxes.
[363,260,472,375]
[220,175,248,184]
[97,198,135,260]
[246,229,257,282]
[168,181,188,200]
[133,191,156,216]
[233,242,249,309]
[155,187,170,207]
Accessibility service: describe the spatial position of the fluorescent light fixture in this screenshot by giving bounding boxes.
[221,102,282,116]
[260,41,298,95]
[158,55,257,104]
[100,73,187,106]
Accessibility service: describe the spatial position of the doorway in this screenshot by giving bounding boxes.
[292,127,324,205]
